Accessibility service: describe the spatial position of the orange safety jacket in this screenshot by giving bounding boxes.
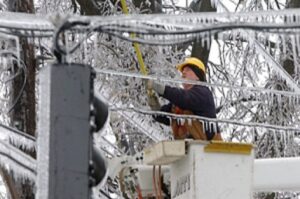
[171,106,222,141]
[153,84,221,140]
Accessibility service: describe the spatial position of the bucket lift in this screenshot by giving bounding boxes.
[143,140,254,199]
[112,140,300,199]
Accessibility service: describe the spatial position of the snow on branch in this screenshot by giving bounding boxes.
[99,85,169,142]
[117,110,163,141]
[217,1,300,93]
[0,140,36,182]
[253,38,300,92]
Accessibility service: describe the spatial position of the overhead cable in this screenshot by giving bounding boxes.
[0,140,36,181]
[110,106,300,132]
[94,68,300,97]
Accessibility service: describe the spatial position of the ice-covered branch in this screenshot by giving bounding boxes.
[98,85,169,142]
[218,1,300,93]
[117,111,164,141]
[95,135,123,156]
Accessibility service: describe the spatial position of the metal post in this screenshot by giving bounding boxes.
[37,63,92,199]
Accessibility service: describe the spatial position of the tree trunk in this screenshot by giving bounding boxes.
[6,0,36,199]
[190,0,216,65]
[75,0,102,15]
[172,0,216,65]
[132,0,162,13]
[283,0,300,75]
[288,0,300,8]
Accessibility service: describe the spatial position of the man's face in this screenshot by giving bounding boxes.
[182,66,199,89]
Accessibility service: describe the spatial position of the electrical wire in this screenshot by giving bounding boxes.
[53,20,91,56]
[2,69,22,83]
[97,66,300,133]
[0,51,28,113]
[1,10,300,40]
[0,23,53,32]
[0,140,36,175]
[109,106,300,132]
[7,57,27,113]
[0,52,23,83]
[0,151,36,175]
[100,189,113,199]
[51,12,300,55]
[100,136,123,155]
[0,28,53,38]
[100,29,195,46]
[96,25,300,46]
[94,68,300,98]
[0,123,35,141]
[97,22,300,36]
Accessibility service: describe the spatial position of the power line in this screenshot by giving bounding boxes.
[110,106,300,132]
[94,68,300,97]
[0,140,36,179]
[97,22,300,36]
[0,123,35,141]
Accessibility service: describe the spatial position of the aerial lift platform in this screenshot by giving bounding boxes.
[125,140,300,199]
[143,140,254,198]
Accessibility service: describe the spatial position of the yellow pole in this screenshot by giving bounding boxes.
[120,0,148,76]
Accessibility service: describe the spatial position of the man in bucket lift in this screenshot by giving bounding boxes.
[147,57,222,141]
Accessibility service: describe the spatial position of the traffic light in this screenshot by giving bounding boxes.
[92,96,109,132]
[89,96,109,187]
[90,145,107,187]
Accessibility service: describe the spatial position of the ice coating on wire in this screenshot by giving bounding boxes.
[0,140,36,182]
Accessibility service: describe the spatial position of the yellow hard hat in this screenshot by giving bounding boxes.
[177,57,206,73]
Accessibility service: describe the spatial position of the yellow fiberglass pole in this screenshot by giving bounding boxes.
[120,0,148,76]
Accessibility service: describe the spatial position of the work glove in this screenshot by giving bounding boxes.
[147,80,165,95]
[147,92,161,111]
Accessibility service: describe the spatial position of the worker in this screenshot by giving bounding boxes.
[147,57,222,140]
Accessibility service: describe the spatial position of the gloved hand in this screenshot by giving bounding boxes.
[147,80,165,95]
[147,93,161,111]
